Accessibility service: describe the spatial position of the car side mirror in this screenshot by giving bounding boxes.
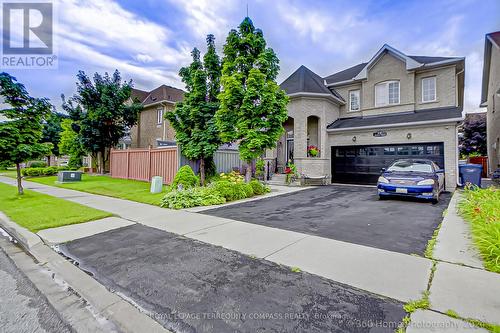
[380,168,386,173]
[436,169,444,173]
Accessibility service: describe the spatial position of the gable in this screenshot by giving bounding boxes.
[367,52,407,79]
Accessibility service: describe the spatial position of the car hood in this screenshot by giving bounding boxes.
[381,171,436,184]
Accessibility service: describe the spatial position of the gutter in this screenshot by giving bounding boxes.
[287,92,346,105]
[326,117,464,133]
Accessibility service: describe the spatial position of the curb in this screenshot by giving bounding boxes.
[0,212,169,333]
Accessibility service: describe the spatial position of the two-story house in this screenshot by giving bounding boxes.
[129,84,184,148]
[267,44,465,190]
[480,31,500,175]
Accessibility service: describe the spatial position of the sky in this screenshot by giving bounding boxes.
[3,0,500,113]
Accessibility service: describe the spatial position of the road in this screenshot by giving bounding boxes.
[0,239,73,333]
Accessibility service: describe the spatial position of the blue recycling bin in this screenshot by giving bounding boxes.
[459,164,482,187]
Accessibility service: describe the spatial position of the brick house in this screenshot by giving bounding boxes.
[129,85,184,148]
[480,31,500,175]
[266,44,465,189]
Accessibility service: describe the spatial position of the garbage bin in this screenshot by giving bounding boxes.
[459,164,482,187]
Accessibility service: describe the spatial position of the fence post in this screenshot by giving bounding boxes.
[109,149,113,177]
[147,146,152,181]
[126,149,130,178]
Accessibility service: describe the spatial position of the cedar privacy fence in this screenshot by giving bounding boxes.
[110,147,245,184]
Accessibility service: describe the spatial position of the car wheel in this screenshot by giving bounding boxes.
[379,195,387,200]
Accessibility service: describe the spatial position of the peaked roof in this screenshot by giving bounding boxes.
[132,85,185,107]
[324,44,463,86]
[279,65,345,104]
[480,31,500,106]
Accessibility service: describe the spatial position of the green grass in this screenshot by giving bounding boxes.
[424,223,442,259]
[0,169,18,178]
[458,187,500,273]
[0,182,112,232]
[446,309,500,333]
[29,174,167,206]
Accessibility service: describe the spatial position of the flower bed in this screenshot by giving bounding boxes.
[161,169,270,209]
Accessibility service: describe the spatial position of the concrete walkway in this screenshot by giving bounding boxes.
[0,176,431,302]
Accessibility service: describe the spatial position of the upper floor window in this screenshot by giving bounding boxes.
[375,81,400,107]
[422,77,436,102]
[157,108,164,124]
[349,90,360,112]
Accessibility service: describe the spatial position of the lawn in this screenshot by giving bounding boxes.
[459,187,500,273]
[0,169,18,178]
[0,182,112,232]
[29,174,167,206]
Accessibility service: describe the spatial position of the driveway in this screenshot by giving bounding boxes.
[202,185,450,255]
[60,224,405,333]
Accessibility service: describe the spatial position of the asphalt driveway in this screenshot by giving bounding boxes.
[202,185,450,255]
[60,224,405,333]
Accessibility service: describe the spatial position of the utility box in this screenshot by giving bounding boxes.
[57,171,83,183]
[150,176,163,193]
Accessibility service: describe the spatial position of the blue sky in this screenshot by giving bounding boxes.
[4,0,500,112]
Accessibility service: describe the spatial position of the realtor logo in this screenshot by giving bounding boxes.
[1,2,57,68]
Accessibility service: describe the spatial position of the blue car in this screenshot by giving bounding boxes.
[377,159,445,203]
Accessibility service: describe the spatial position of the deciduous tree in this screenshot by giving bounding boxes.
[459,113,487,156]
[166,35,222,185]
[41,111,67,165]
[216,17,288,182]
[62,70,142,173]
[0,73,53,194]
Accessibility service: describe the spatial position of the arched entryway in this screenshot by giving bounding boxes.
[277,116,294,172]
[307,115,320,157]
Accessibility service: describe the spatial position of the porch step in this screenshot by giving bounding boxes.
[267,173,287,185]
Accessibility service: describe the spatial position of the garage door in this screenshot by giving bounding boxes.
[331,143,444,184]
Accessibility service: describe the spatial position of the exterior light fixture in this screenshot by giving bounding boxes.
[352,136,357,142]
[407,133,412,139]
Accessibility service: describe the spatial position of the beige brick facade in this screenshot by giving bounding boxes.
[130,103,176,148]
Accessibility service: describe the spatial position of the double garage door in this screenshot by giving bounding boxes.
[331,142,444,185]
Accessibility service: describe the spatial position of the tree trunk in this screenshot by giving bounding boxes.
[245,161,252,183]
[15,163,24,195]
[199,158,205,186]
[98,150,105,174]
[47,155,51,166]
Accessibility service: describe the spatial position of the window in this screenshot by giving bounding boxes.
[375,81,400,106]
[349,90,360,111]
[157,108,163,124]
[422,77,436,102]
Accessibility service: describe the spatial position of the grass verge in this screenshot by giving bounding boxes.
[446,310,500,333]
[0,182,112,232]
[0,169,18,178]
[458,187,500,273]
[29,174,167,206]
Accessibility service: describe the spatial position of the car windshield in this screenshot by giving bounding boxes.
[387,161,433,173]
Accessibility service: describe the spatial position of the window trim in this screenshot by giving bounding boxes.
[375,80,400,107]
[421,76,437,103]
[156,107,164,125]
[349,89,360,112]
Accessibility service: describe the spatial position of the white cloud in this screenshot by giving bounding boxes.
[55,0,192,90]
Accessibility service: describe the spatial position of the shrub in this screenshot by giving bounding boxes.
[219,171,244,184]
[172,165,199,189]
[210,180,246,201]
[21,166,62,177]
[459,187,500,273]
[160,187,225,209]
[29,161,47,168]
[249,180,270,195]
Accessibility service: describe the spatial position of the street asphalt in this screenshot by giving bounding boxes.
[0,241,73,333]
[60,224,406,333]
[202,185,451,255]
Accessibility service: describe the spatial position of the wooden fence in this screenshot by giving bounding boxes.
[110,147,178,184]
[468,156,488,178]
[178,149,245,174]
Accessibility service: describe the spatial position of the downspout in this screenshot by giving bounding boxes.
[162,103,167,140]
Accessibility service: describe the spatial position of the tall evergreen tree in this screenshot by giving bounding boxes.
[166,34,222,185]
[62,70,143,173]
[0,73,53,194]
[216,17,288,181]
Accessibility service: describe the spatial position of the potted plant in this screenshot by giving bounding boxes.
[307,145,320,157]
[285,162,298,184]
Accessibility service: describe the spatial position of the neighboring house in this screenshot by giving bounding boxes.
[129,85,184,148]
[266,44,465,190]
[480,31,500,175]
